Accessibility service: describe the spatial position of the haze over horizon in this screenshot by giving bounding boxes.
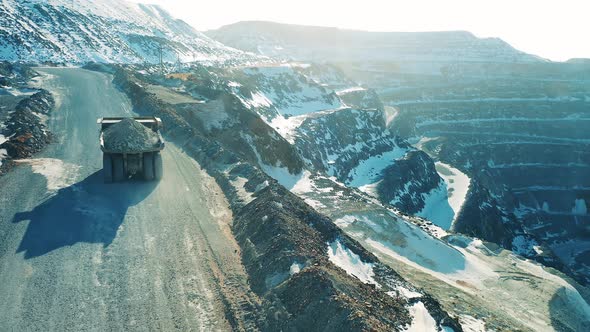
[130,0,589,62]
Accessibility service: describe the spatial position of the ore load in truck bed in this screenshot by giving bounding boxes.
[102,118,160,153]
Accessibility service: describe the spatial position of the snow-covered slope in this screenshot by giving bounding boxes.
[284,169,590,332]
[226,64,343,122]
[105,61,590,332]
[0,0,246,63]
[207,21,544,65]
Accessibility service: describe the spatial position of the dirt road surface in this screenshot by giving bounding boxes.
[0,68,253,331]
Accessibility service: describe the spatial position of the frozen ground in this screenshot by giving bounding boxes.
[282,169,590,331]
[345,211,590,331]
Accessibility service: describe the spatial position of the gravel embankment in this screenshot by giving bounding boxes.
[0,89,54,174]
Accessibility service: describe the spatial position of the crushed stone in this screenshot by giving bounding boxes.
[102,118,160,153]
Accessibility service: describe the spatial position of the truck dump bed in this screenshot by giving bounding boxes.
[98,116,162,130]
[98,117,164,154]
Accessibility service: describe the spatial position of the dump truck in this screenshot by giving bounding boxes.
[97,117,165,182]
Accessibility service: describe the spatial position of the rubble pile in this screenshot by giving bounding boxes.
[102,118,160,153]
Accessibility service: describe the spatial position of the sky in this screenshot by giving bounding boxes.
[130,0,589,61]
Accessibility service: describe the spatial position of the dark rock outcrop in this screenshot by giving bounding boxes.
[377,150,442,213]
[1,90,54,171]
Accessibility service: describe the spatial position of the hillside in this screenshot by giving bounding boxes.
[0,0,248,64]
[207,21,543,65]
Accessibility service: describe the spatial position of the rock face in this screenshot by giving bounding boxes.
[112,65,461,331]
[195,64,445,217]
[102,118,160,153]
[1,89,54,162]
[0,0,247,64]
[387,62,590,285]
[377,151,442,213]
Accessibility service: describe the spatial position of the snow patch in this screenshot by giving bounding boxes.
[291,170,313,193]
[347,147,407,188]
[0,148,7,167]
[358,181,381,198]
[334,215,357,228]
[229,176,254,204]
[0,87,38,97]
[336,86,366,95]
[19,158,80,191]
[458,315,486,332]
[572,198,587,215]
[393,285,422,299]
[269,114,308,144]
[289,262,304,275]
[262,164,305,190]
[303,198,325,209]
[248,91,273,108]
[384,106,399,127]
[405,301,438,332]
[435,162,471,223]
[242,66,343,117]
[417,182,455,230]
[356,215,497,292]
[327,240,379,287]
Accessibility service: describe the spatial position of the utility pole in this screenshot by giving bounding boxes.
[176,51,181,71]
[157,44,164,76]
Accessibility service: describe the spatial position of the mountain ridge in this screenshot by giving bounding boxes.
[206,20,545,64]
[0,0,249,64]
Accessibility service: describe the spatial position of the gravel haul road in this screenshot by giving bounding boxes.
[0,68,251,331]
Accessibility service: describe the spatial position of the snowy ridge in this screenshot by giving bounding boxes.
[208,21,544,66]
[0,0,246,63]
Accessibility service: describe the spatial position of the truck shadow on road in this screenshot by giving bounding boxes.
[12,170,158,259]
